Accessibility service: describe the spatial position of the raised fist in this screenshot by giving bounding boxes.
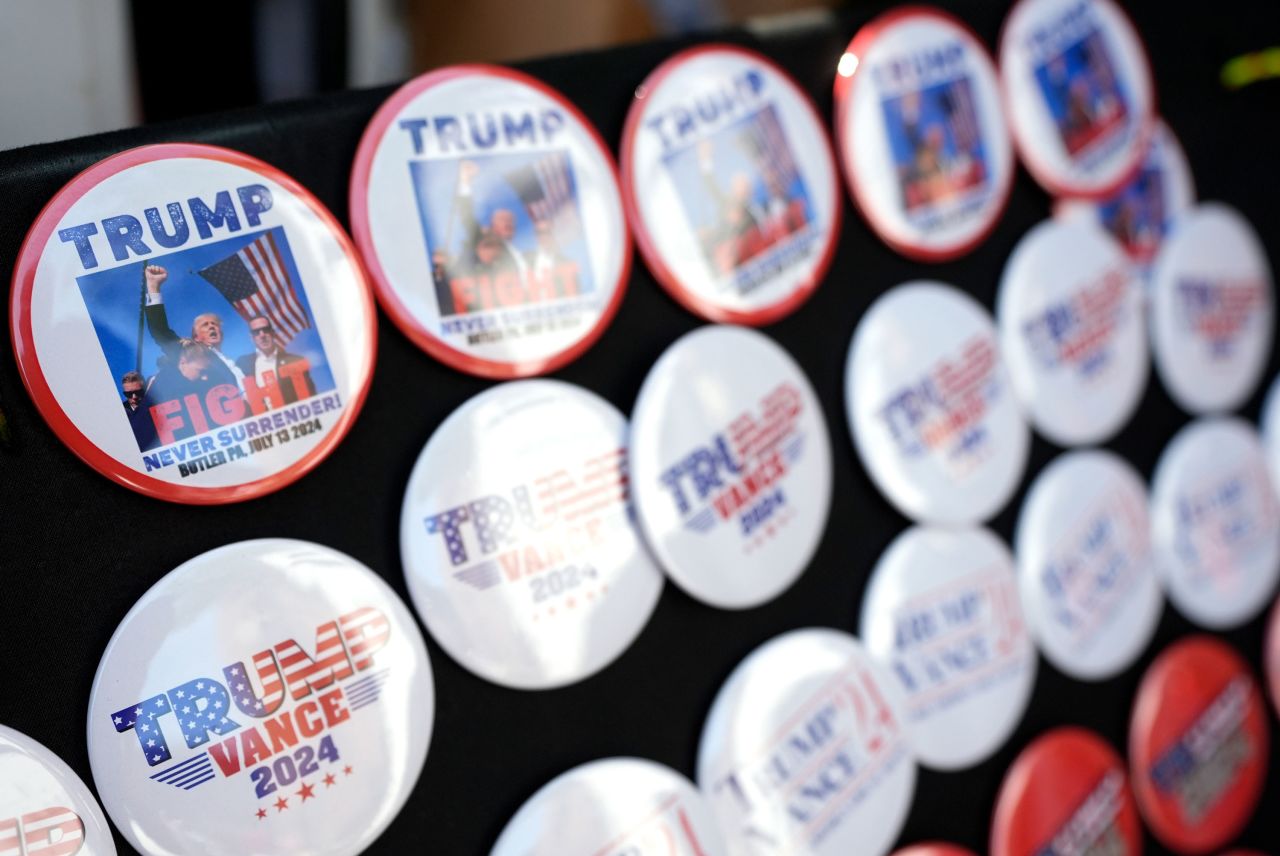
[144,265,168,294]
[459,160,480,185]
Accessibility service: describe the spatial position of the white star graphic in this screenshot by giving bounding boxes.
[113,716,122,725]
[141,724,150,733]
[255,701,263,710]
[230,667,240,676]
[182,706,191,714]
[196,682,204,690]
[151,754,160,762]
[147,739,155,747]
[214,701,223,709]
[134,707,142,716]
[176,691,185,699]
[236,683,245,691]
[155,699,165,707]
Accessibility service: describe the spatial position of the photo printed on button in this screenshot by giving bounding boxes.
[491,757,727,856]
[400,380,663,689]
[86,540,434,856]
[10,144,376,504]
[834,6,1014,261]
[997,219,1146,446]
[351,65,631,378]
[622,45,840,324]
[999,0,1156,198]
[845,281,1030,525]
[629,325,832,609]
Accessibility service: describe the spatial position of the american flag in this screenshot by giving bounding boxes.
[0,808,85,856]
[738,106,801,193]
[196,230,311,344]
[941,78,981,159]
[503,152,581,236]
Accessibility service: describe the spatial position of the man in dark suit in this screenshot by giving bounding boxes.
[236,315,315,410]
[455,160,528,282]
[120,370,158,451]
[143,264,242,390]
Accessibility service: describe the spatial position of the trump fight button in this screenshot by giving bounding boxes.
[845,281,1029,525]
[698,628,916,856]
[834,6,1013,261]
[629,325,832,609]
[1130,636,1269,854]
[1056,119,1195,269]
[1149,203,1274,415]
[351,65,630,378]
[999,0,1155,199]
[991,727,1142,856]
[400,379,663,689]
[997,219,1146,446]
[1014,450,1162,681]
[861,526,1036,770]
[0,724,116,856]
[1150,418,1280,630]
[86,540,434,856]
[621,45,840,324]
[490,757,726,856]
[10,144,376,504]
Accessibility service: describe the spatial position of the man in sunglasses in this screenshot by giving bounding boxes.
[235,316,316,411]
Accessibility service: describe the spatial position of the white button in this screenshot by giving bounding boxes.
[698,628,916,856]
[1150,418,1280,629]
[400,379,664,689]
[491,757,727,856]
[845,281,1030,524]
[630,325,832,609]
[86,539,434,856]
[997,218,1146,446]
[1014,449,1162,679]
[622,45,840,324]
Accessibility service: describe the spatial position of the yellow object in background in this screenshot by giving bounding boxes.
[1221,48,1280,89]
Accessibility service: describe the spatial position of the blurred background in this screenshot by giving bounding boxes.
[0,0,841,151]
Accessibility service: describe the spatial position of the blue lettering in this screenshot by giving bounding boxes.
[188,191,242,239]
[103,214,152,262]
[144,203,190,249]
[58,222,101,269]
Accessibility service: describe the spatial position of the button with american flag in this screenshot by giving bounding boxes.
[491,757,727,856]
[845,281,1030,525]
[9,144,377,504]
[400,380,663,689]
[629,325,832,609]
[350,65,630,378]
[86,539,434,856]
[0,724,117,856]
[621,44,840,324]
[834,7,1014,262]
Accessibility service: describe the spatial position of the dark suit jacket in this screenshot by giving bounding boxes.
[144,301,238,387]
[236,350,316,406]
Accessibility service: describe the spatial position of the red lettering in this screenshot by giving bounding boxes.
[295,701,324,738]
[339,607,390,670]
[241,726,271,766]
[207,738,241,777]
[207,383,245,424]
[151,398,185,446]
[263,712,299,755]
[278,358,312,401]
[494,270,522,307]
[242,371,280,416]
[319,688,350,727]
[183,393,209,434]
[498,551,522,582]
[450,276,477,313]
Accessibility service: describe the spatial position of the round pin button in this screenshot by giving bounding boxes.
[1056,119,1195,268]
[629,325,832,609]
[834,6,1014,261]
[86,539,434,856]
[991,727,1142,856]
[0,724,116,856]
[1150,418,1280,630]
[491,757,727,856]
[10,144,376,504]
[698,628,916,856]
[401,379,663,689]
[1014,450,1162,680]
[893,846,978,856]
[861,526,1036,770]
[1149,203,1274,415]
[1266,598,1280,718]
[997,219,1146,446]
[998,0,1156,199]
[845,281,1030,525]
[1129,636,1270,854]
[351,65,630,378]
[622,45,840,324]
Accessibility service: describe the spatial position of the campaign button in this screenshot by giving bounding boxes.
[1056,119,1196,270]
[86,539,433,856]
[991,726,1142,856]
[1014,449,1162,680]
[997,219,1146,446]
[999,0,1156,199]
[1149,204,1274,415]
[892,846,978,856]
[351,65,630,378]
[622,45,840,324]
[1266,597,1280,719]
[490,757,727,855]
[845,280,1030,524]
[1130,636,1270,854]
[10,144,376,504]
[400,379,663,689]
[861,526,1036,770]
[1150,418,1280,630]
[629,325,832,609]
[0,724,116,856]
[698,628,916,856]
[834,6,1013,261]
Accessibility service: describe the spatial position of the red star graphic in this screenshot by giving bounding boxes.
[297,782,316,802]
[255,808,267,820]
[323,773,337,787]
[274,796,289,812]
[343,765,354,776]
